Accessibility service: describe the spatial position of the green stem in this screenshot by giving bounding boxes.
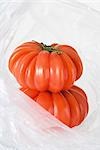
[41,43,62,54]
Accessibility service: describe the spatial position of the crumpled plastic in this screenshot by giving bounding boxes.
[0,0,100,149]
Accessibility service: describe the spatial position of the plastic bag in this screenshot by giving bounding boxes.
[0,0,100,149]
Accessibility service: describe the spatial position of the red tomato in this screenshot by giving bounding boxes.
[9,41,83,92]
[21,85,88,128]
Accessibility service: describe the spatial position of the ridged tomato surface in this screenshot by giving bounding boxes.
[9,41,83,92]
[20,85,88,128]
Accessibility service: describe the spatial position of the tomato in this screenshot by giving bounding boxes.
[21,85,88,128]
[9,41,83,92]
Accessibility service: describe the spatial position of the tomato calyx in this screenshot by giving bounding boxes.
[41,43,62,54]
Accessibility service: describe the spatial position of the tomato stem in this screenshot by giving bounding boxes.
[41,43,62,54]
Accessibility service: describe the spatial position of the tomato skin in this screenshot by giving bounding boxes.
[54,44,83,80]
[24,57,36,90]
[21,85,89,128]
[9,49,32,73]
[34,51,50,91]
[61,53,76,90]
[52,93,70,126]
[69,90,85,123]
[15,41,42,52]
[70,85,89,115]
[62,91,81,127]
[16,52,37,87]
[49,52,65,92]
[35,92,54,114]
[9,41,83,92]
[12,54,26,76]
[71,85,87,100]
[69,89,88,118]
[20,87,39,99]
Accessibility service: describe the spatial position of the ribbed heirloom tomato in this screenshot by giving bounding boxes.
[20,85,88,128]
[9,41,83,92]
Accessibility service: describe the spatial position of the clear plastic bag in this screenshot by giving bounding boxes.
[0,0,100,149]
